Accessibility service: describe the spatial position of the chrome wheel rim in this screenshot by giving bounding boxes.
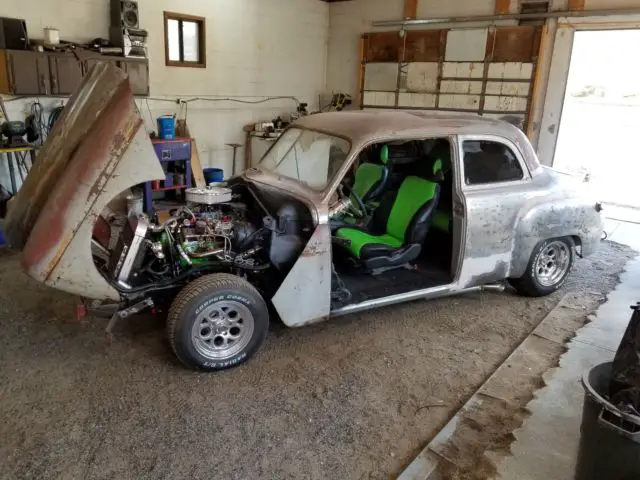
[534,241,571,287]
[192,300,254,360]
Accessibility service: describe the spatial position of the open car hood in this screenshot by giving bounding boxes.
[5,64,164,300]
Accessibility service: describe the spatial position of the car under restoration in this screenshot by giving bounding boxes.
[4,64,603,371]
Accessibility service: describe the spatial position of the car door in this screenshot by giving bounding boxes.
[456,134,531,288]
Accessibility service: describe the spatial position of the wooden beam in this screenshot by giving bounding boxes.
[404,0,418,20]
[568,0,586,10]
[495,0,511,15]
[526,25,549,140]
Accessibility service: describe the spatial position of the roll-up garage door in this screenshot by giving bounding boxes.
[360,26,542,131]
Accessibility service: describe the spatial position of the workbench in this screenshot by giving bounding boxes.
[142,138,193,214]
[0,146,36,195]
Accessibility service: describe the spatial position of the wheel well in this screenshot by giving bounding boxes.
[570,235,583,257]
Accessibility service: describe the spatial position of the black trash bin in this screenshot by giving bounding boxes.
[575,362,640,480]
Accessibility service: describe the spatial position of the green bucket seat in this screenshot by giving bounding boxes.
[336,159,443,270]
[352,145,391,204]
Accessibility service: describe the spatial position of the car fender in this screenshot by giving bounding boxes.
[510,196,602,279]
[4,63,165,300]
[271,224,332,327]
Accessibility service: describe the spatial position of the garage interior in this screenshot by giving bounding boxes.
[1,1,640,479]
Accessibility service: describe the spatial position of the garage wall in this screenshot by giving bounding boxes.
[0,0,329,176]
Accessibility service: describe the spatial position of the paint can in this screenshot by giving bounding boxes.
[157,115,176,140]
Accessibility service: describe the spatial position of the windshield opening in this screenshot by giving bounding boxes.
[258,128,351,191]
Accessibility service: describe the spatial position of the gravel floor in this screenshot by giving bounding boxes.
[0,241,634,480]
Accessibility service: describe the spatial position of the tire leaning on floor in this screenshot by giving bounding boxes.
[167,273,269,371]
[509,237,575,297]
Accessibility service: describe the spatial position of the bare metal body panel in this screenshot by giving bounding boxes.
[272,225,332,327]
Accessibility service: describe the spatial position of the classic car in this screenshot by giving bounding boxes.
[5,65,603,371]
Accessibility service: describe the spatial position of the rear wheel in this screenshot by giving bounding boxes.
[167,274,269,371]
[509,237,574,297]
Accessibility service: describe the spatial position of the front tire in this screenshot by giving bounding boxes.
[509,237,574,297]
[167,273,269,371]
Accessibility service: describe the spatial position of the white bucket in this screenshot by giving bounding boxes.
[44,28,60,45]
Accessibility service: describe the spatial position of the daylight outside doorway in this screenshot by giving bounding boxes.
[554,30,640,214]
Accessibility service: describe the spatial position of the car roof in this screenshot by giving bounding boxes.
[293,110,541,171]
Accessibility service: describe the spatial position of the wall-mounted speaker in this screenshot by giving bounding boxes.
[111,0,139,30]
[0,17,28,50]
[110,0,146,58]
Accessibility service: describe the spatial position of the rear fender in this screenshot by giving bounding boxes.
[510,199,602,278]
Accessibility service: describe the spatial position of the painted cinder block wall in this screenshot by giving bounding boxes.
[0,0,329,177]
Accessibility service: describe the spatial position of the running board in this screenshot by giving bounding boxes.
[330,283,505,317]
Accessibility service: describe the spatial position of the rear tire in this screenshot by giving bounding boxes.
[509,237,574,297]
[167,273,269,371]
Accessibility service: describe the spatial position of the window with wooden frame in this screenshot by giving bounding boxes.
[164,11,206,68]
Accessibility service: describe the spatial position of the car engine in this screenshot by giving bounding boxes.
[107,186,269,291]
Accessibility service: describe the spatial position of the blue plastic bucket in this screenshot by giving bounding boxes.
[203,168,224,184]
[157,115,176,140]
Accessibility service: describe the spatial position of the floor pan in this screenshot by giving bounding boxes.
[335,262,451,307]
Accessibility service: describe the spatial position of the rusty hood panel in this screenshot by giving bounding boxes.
[5,63,164,300]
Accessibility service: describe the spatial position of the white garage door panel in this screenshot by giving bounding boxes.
[363,91,396,107]
[488,62,534,80]
[484,96,528,112]
[439,94,481,110]
[364,63,399,92]
[445,29,489,62]
[405,62,439,92]
[442,62,485,79]
[486,81,530,96]
[441,80,483,95]
[398,93,437,108]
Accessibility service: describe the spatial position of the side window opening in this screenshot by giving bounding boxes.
[463,140,524,185]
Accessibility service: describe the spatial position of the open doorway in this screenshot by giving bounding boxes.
[554,30,640,216]
[330,137,456,308]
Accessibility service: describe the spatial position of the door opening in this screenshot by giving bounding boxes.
[555,30,640,214]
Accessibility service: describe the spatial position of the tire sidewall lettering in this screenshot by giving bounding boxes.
[201,352,247,369]
[194,293,252,315]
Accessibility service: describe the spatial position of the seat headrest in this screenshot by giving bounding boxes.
[432,159,443,176]
[421,157,444,182]
[380,145,389,165]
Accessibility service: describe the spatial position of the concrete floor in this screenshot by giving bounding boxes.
[0,238,633,480]
[492,221,640,480]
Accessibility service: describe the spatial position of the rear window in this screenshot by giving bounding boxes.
[463,140,524,185]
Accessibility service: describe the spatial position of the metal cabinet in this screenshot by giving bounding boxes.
[6,50,50,95]
[84,56,149,96]
[119,59,149,96]
[0,49,150,97]
[84,56,120,74]
[49,54,83,95]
